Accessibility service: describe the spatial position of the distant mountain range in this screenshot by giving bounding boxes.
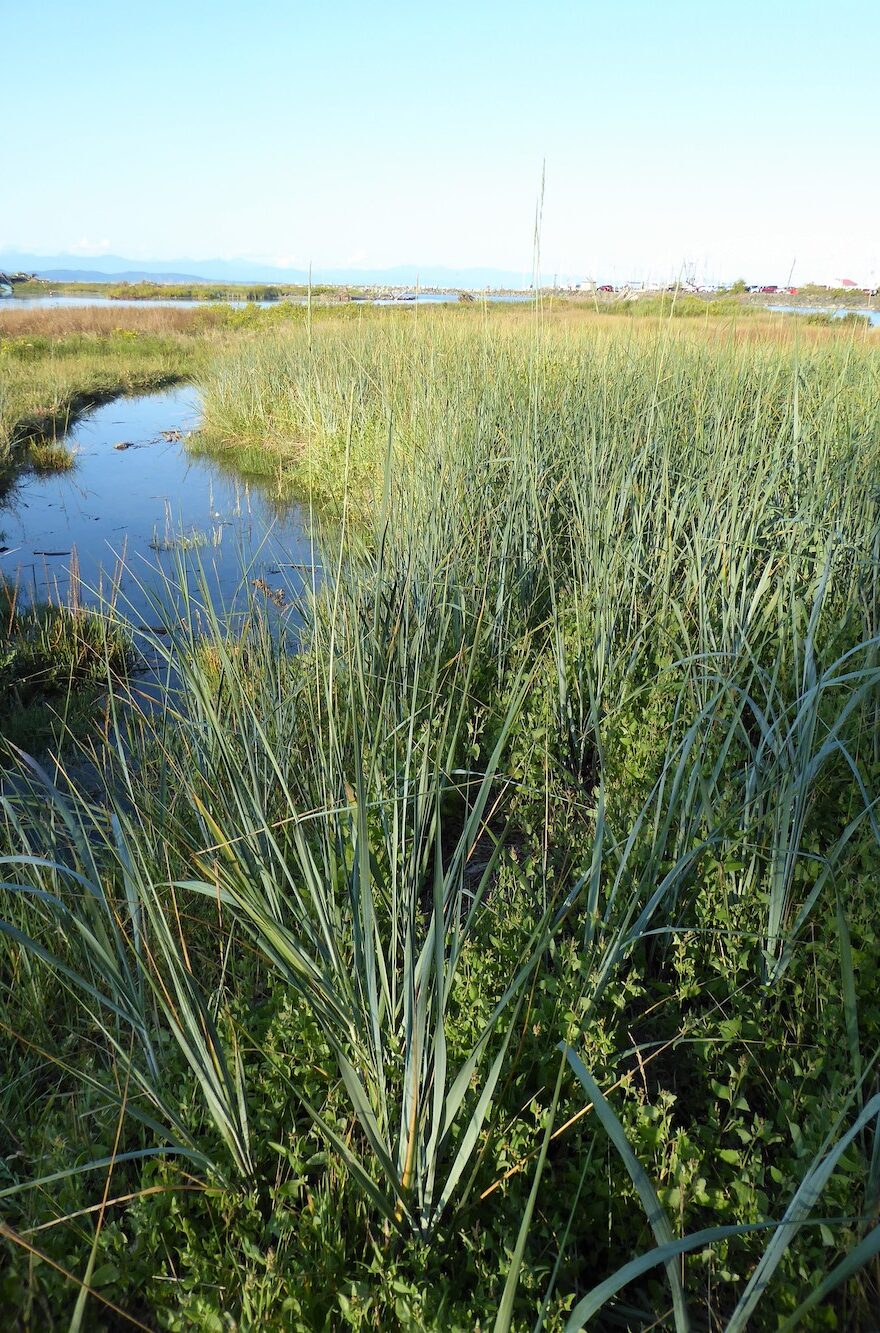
[0,251,531,290]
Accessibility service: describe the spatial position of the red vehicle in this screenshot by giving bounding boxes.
[597,284,614,293]
[760,285,778,294]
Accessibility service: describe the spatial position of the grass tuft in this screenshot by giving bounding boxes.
[26,440,76,473]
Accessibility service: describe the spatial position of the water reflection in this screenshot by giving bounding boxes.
[0,385,319,625]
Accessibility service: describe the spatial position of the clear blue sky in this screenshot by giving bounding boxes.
[3,0,878,284]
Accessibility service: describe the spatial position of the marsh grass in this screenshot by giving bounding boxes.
[26,440,76,473]
[0,579,129,752]
[196,304,879,506]
[0,306,879,1326]
[11,279,340,303]
[0,304,219,337]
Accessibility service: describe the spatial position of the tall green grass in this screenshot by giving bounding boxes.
[1,310,879,1326]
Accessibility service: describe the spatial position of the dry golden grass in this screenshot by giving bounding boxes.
[537,304,878,348]
[0,303,216,337]
[3,294,874,349]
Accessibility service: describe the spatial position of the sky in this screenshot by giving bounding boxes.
[2,0,878,285]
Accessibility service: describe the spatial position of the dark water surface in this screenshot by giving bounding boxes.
[0,385,318,625]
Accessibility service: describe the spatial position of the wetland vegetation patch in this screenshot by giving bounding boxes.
[1,300,879,1329]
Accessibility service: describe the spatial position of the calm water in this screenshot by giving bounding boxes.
[4,291,532,311]
[770,304,880,327]
[0,386,318,625]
